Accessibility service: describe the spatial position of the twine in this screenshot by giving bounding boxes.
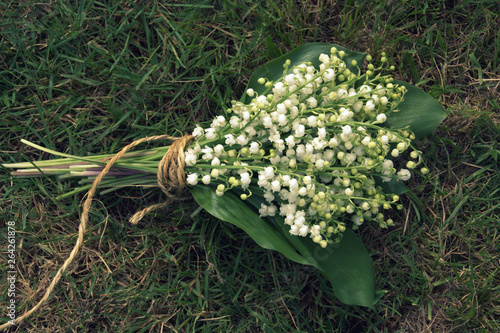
[0,134,194,330]
[129,134,194,224]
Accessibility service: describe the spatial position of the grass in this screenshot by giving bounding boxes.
[1,0,499,331]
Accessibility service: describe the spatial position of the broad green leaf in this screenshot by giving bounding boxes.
[300,228,375,308]
[385,80,447,140]
[290,225,375,309]
[189,184,311,265]
[242,189,375,308]
[241,43,366,104]
[191,184,376,307]
[240,43,446,140]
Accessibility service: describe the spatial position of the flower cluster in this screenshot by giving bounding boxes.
[184,48,425,248]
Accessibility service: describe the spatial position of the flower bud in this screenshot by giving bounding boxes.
[406,161,416,169]
[376,113,387,123]
[202,175,211,185]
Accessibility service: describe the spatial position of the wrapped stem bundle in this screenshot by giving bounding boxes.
[2,43,446,327]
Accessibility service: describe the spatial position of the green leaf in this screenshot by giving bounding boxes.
[385,80,447,140]
[241,43,366,104]
[242,190,375,308]
[190,184,375,308]
[295,227,375,309]
[188,184,311,265]
[240,42,446,140]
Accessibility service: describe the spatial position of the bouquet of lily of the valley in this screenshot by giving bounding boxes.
[2,43,446,320]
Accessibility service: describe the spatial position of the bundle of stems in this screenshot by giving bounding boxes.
[5,139,173,199]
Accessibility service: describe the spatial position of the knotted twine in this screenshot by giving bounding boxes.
[0,134,194,329]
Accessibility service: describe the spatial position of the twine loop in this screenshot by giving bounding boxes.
[129,134,194,224]
[1,134,194,329]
